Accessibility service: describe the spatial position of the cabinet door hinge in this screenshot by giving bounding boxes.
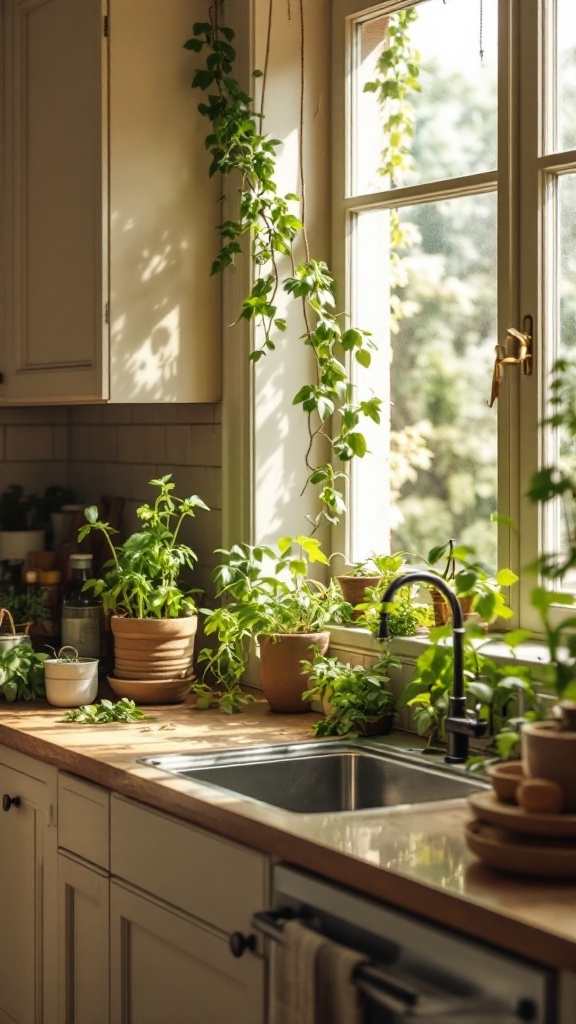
[103,14,109,37]
[104,301,110,325]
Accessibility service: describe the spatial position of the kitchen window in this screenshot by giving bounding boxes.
[332,0,576,632]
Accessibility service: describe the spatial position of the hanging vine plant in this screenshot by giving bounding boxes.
[184,3,382,531]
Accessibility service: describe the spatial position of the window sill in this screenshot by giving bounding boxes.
[329,623,552,676]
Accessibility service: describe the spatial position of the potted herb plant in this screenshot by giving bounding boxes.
[335,553,405,621]
[0,621,47,702]
[418,539,518,627]
[78,475,209,704]
[196,536,352,714]
[301,650,401,737]
[44,645,98,708]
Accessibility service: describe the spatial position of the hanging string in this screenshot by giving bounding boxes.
[298,0,310,260]
[479,0,484,64]
[208,0,222,33]
[287,0,291,20]
[259,0,274,125]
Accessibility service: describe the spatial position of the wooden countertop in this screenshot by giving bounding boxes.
[1,694,575,973]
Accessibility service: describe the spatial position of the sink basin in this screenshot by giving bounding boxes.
[139,741,488,814]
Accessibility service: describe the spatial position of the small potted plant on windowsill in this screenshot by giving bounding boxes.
[300,650,401,737]
[78,475,209,705]
[418,539,518,627]
[196,536,352,714]
[335,552,412,621]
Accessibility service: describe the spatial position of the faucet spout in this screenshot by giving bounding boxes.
[378,571,486,765]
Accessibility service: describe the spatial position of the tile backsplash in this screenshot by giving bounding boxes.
[0,403,223,597]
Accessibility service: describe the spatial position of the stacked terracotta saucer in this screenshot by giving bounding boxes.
[465,760,576,879]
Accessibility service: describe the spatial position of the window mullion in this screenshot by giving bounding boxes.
[516,0,546,631]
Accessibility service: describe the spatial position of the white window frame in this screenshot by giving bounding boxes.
[331,0,576,634]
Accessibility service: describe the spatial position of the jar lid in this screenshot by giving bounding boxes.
[69,553,93,567]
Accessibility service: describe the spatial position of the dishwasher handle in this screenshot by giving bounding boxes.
[252,910,538,1022]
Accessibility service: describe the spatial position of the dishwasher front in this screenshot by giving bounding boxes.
[252,864,564,1023]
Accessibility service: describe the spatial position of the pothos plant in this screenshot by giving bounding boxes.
[185,9,383,529]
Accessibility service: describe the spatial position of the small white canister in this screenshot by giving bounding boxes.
[44,647,98,708]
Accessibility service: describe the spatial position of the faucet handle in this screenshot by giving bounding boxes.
[446,716,487,738]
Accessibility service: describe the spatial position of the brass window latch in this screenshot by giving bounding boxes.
[489,315,533,407]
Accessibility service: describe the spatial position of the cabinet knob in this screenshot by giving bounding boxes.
[2,794,21,812]
[228,931,256,958]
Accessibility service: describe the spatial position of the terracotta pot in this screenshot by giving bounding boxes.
[107,673,194,705]
[431,589,474,626]
[110,615,197,704]
[259,632,330,713]
[336,576,381,621]
[522,720,576,812]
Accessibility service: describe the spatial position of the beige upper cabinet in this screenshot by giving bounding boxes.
[1,0,222,404]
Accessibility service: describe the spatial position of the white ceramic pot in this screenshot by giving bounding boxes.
[44,657,99,708]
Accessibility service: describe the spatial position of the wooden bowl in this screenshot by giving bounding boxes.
[486,761,524,803]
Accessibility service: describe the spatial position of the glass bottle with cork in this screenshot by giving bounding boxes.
[61,553,101,659]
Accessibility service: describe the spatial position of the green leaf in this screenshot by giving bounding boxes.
[347,433,367,458]
[355,349,371,368]
[496,568,519,587]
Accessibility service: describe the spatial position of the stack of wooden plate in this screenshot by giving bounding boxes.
[465,772,576,879]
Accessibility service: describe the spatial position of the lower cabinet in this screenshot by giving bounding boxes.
[0,749,269,1023]
[55,774,269,1024]
[57,852,110,1024]
[0,748,58,1024]
[110,881,266,1024]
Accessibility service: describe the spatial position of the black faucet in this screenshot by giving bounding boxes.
[378,571,487,764]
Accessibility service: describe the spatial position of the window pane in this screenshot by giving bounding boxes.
[352,0,498,196]
[352,193,498,567]
[557,0,576,153]
[549,173,576,589]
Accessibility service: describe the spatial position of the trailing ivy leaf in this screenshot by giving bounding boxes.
[355,349,371,368]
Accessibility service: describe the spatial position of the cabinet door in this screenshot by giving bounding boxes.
[58,852,110,1024]
[1,0,107,403]
[110,881,265,1024]
[0,760,57,1024]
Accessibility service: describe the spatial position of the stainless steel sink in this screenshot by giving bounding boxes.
[139,741,488,814]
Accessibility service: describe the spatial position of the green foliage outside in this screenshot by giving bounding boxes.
[363,7,500,566]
